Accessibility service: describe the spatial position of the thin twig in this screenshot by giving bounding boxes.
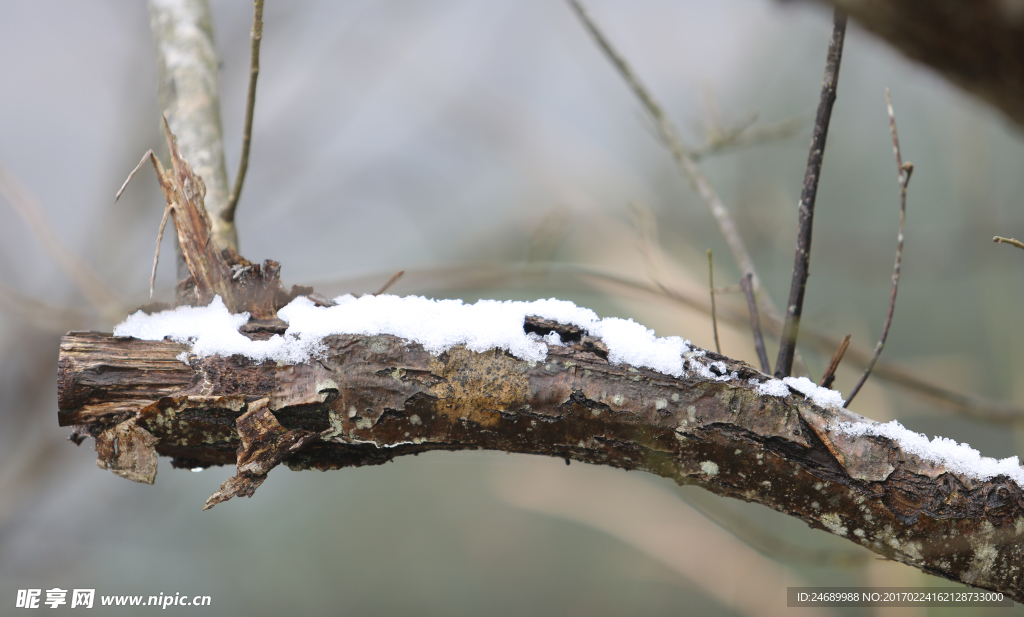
[775,9,847,378]
[565,0,807,376]
[993,236,1024,251]
[707,250,721,354]
[374,270,405,296]
[818,334,851,389]
[739,273,770,373]
[689,115,805,162]
[224,0,264,226]
[116,149,173,298]
[845,89,912,407]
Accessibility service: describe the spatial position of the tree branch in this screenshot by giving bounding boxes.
[58,323,1024,600]
[149,0,236,252]
[775,9,847,378]
[223,0,264,228]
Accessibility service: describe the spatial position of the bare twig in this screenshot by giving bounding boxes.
[116,150,173,298]
[846,89,912,407]
[223,0,264,227]
[993,236,1024,251]
[690,115,805,162]
[775,9,847,378]
[739,273,770,373]
[374,270,405,296]
[566,0,807,375]
[0,163,124,320]
[707,250,721,353]
[818,334,851,389]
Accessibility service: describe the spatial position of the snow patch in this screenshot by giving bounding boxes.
[115,294,700,377]
[783,376,845,409]
[834,419,1024,486]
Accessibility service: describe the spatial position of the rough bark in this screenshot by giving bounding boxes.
[819,0,1024,128]
[58,321,1024,601]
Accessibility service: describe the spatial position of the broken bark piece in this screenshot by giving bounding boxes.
[203,398,318,509]
[93,419,159,484]
[117,122,298,316]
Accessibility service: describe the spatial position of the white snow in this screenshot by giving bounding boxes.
[783,376,846,409]
[755,378,791,398]
[114,294,849,408]
[834,419,1024,485]
[115,294,699,376]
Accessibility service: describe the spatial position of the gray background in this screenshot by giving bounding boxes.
[1,1,1023,615]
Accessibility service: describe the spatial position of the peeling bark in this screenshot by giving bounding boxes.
[58,322,1024,601]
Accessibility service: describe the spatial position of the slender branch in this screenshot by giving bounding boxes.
[223,0,264,228]
[818,333,851,389]
[689,115,805,162]
[994,236,1024,251]
[565,0,807,376]
[149,0,235,252]
[739,273,770,373]
[707,250,721,354]
[775,9,847,378]
[374,270,405,296]
[845,89,912,407]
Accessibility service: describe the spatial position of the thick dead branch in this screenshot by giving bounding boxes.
[822,0,1024,128]
[58,324,1024,600]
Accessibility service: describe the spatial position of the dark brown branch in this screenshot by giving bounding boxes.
[57,326,1024,601]
[818,333,851,389]
[223,0,264,227]
[775,9,847,378]
[739,273,770,373]
[707,250,721,354]
[374,270,405,296]
[845,89,911,407]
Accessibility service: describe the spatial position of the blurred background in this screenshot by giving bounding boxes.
[2,0,1023,615]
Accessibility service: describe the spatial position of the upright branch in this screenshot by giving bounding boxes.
[566,0,806,374]
[223,0,265,227]
[845,89,912,407]
[739,273,770,373]
[775,9,847,378]
[818,333,851,389]
[149,0,236,252]
[707,250,721,354]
